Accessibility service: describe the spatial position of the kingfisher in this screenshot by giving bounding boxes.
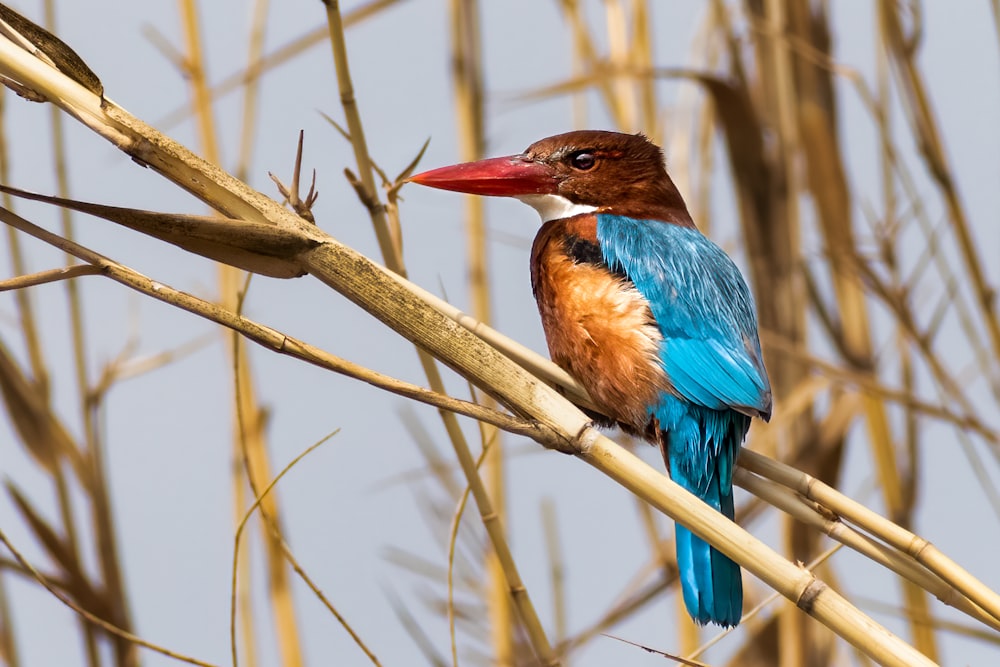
[411,130,772,627]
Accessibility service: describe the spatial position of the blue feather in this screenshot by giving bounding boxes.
[596,214,770,626]
[595,215,770,415]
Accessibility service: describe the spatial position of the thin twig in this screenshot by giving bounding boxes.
[0,528,219,667]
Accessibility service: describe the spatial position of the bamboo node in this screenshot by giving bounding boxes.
[509,583,527,596]
[795,574,827,614]
[906,534,932,560]
[573,425,602,455]
[799,470,819,498]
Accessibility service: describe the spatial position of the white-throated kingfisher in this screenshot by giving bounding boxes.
[411,130,772,627]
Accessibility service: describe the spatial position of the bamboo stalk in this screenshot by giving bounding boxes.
[176,1,303,664]
[233,0,270,183]
[740,448,1000,626]
[322,2,556,662]
[40,1,105,664]
[735,468,1000,632]
[879,2,1000,367]
[0,206,536,437]
[0,527,219,667]
[445,0,513,661]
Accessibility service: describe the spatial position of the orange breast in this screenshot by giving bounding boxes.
[530,218,669,429]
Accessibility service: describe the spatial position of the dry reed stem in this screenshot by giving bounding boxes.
[174,2,304,663]
[740,449,1000,626]
[233,0,270,183]
[0,334,131,665]
[445,0,512,659]
[778,1,932,651]
[446,448,483,667]
[157,0,405,130]
[453,35,512,667]
[879,3,1000,366]
[761,332,997,445]
[229,433,383,666]
[0,263,101,288]
[0,132,49,406]
[42,0,123,660]
[734,468,1000,632]
[854,598,1000,648]
[605,1,635,131]
[556,0,627,127]
[541,499,568,647]
[0,573,17,667]
[0,528,219,667]
[322,0,555,661]
[0,206,535,437]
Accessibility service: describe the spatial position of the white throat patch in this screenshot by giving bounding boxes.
[516,194,598,223]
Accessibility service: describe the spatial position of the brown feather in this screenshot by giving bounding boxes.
[530,215,671,429]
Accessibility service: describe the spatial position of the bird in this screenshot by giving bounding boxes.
[410,130,772,627]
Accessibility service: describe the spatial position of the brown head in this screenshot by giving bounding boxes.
[411,130,693,225]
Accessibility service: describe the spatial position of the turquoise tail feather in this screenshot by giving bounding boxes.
[672,482,742,626]
[659,396,748,627]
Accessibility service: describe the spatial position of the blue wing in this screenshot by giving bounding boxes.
[596,214,768,627]
[595,214,771,418]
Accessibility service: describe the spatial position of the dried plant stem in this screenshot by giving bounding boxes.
[0,528,219,667]
[880,2,1000,365]
[320,0,395,265]
[761,4,811,662]
[740,449,1000,626]
[631,0,657,135]
[734,468,1000,632]
[176,2,304,664]
[40,1,107,663]
[314,37,567,645]
[0,115,48,405]
[446,0,512,660]
[786,0,930,651]
[446,452,481,667]
[230,431,382,667]
[0,573,18,667]
[232,445,259,667]
[158,0,405,129]
[322,1,557,662]
[761,332,997,445]
[605,1,635,130]
[541,499,568,646]
[0,264,101,289]
[557,0,627,126]
[234,0,270,182]
[0,208,536,438]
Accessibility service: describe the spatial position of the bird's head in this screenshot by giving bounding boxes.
[411,130,693,224]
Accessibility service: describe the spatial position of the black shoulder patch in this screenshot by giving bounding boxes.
[562,235,629,280]
[563,234,604,266]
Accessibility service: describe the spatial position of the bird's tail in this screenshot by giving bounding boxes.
[672,464,742,627]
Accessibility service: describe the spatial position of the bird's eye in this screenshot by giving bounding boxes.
[569,151,597,171]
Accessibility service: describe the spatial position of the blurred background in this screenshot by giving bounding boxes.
[0,1,998,665]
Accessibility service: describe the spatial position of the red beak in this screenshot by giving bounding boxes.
[410,155,559,197]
